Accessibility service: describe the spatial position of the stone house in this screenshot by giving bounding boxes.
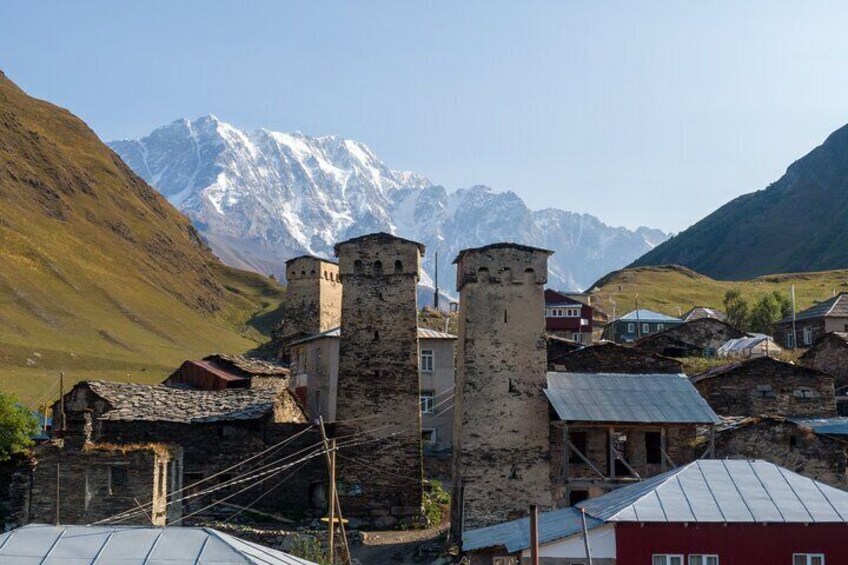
[690,357,837,418]
[800,331,848,390]
[547,372,719,506]
[773,292,848,348]
[552,342,683,374]
[681,306,726,322]
[600,309,682,344]
[712,416,848,491]
[546,334,584,369]
[634,317,746,358]
[164,354,289,390]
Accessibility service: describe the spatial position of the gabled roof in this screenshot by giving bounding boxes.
[462,506,604,553]
[545,372,720,424]
[86,381,305,424]
[682,306,727,322]
[616,309,682,323]
[544,289,587,307]
[690,356,825,384]
[800,331,848,360]
[716,335,782,357]
[779,292,848,323]
[0,524,318,564]
[289,326,456,346]
[578,459,848,523]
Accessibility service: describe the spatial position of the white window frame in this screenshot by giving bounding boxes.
[627,322,635,333]
[420,390,435,414]
[657,323,664,330]
[689,555,719,565]
[803,325,813,345]
[652,555,684,565]
[642,323,650,334]
[420,349,434,372]
[787,332,795,348]
[421,428,437,445]
[793,554,825,565]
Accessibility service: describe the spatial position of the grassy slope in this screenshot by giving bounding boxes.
[0,71,284,406]
[589,264,848,320]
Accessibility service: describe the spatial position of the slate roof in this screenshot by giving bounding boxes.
[462,506,604,553]
[682,306,727,322]
[207,354,289,376]
[545,372,720,424]
[778,292,848,323]
[0,524,317,564]
[289,326,455,345]
[86,381,303,424]
[579,459,848,523]
[616,309,682,323]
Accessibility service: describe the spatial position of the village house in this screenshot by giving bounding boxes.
[690,356,837,418]
[546,334,584,368]
[547,372,719,505]
[680,306,726,322]
[601,309,682,343]
[462,459,848,565]
[773,291,848,348]
[544,289,593,344]
[551,342,683,374]
[164,353,289,390]
[712,416,848,491]
[715,334,783,359]
[634,317,746,358]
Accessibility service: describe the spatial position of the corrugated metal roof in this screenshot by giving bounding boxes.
[716,335,782,357]
[791,416,848,436]
[462,506,604,553]
[289,326,455,345]
[579,459,848,524]
[545,372,720,424]
[0,525,318,564]
[618,309,682,322]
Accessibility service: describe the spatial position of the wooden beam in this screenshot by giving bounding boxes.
[608,427,615,479]
[660,427,668,472]
[566,439,607,479]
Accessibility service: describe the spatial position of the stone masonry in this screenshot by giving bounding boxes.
[333,232,425,527]
[555,342,683,374]
[451,243,554,536]
[635,317,746,358]
[800,332,848,390]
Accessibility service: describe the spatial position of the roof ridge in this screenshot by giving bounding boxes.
[598,462,694,521]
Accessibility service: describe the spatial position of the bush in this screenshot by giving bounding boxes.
[0,393,38,461]
[423,479,451,527]
[288,534,330,565]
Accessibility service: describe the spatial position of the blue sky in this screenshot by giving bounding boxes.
[2,1,848,232]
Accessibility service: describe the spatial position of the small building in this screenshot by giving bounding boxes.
[716,334,783,359]
[462,459,848,565]
[713,416,848,491]
[552,342,683,374]
[545,289,593,344]
[164,354,289,390]
[681,306,726,322]
[546,372,719,505]
[634,317,745,358]
[0,524,318,564]
[690,356,837,418]
[800,331,848,392]
[546,334,585,368]
[601,309,682,343]
[773,292,848,348]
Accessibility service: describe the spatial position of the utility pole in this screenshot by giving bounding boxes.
[55,463,60,525]
[791,285,797,350]
[59,371,65,432]
[635,295,641,339]
[328,438,336,565]
[581,507,593,564]
[434,251,440,311]
[318,417,350,565]
[530,504,540,565]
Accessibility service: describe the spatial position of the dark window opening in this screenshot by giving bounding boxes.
[569,489,589,506]
[789,435,798,448]
[109,466,128,495]
[373,260,383,275]
[504,309,508,323]
[569,431,587,463]
[374,330,379,341]
[394,260,403,272]
[508,378,519,394]
[614,435,631,477]
[645,431,662,464]
[354,260,363,275]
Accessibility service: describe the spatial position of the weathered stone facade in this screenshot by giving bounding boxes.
[333,232,425,526]
[554,342,683,374]
[773,318,828,349]
[267,255,342,361]
[635,317,746,358]
[800,332,848,390]
[714,418,848,490]
[691,357,837,417]
[451,243,554,536]
[546,334,584,369]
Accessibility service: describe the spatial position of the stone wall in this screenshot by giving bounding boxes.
[334,233,424,526]
[714,419,848,490]
[451,243,554,535]
[692,357,837,417]
[635,318,745,358]
[556,343,683,374]
[800,332,848,390]
[773,318,826,349]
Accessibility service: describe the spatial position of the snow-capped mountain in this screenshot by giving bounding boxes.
[109,116,670,297]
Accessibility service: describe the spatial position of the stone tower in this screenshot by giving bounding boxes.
[451,243,554,536]
[334,232,424,526]
[271,255,342,361]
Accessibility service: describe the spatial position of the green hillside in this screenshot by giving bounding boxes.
[0,71,284,406]
[590,265,848,320]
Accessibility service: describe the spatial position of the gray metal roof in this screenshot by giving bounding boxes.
[545,372,720,424]
[579,459,848,524]
[0,525,318,564]
[462,506,604,553]
[617,309,682,323]
[791,417,848,436]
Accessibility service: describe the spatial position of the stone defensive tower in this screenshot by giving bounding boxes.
[271,255,342,361]
[451,243,554,536]
[334,232,425,526]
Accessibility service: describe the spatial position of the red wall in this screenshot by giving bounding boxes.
[616,523,848,565]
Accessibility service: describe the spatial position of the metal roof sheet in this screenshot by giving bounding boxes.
[545,372,720,424]
[579,459,848,524]
[462,506,604,553]
[779,293,848,323]
[716,335,782,357]
[617,309,682,322]
[791,417,848,436]
[0,525,318,564]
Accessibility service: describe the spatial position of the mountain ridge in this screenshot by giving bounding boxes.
[110,116,671,293]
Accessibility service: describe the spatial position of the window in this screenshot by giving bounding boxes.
[653,556,683,565]
[566,307,580,317]
[794,387,818,399]
[645,431,662,465]
[421,390,435,413]
[492,557,518,565]
[568,489,589,505]
[421,428,437,445]
[568,431,587,463]
[802,326,813,345]
[787,332,795,348]
[642,323,650,334]
[628,323,635,333]
[689,557,718,565]
[755,384,775,398]
[794,555,825,565]
[420,349,434,372]
[657,323,664,330]
[109,465,128,495]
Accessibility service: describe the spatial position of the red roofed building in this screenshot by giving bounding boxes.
[545,289,593,344]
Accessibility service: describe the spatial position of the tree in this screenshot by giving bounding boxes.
[748,291,793,334]
[0,393,39,461]
[723,288,749,331]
